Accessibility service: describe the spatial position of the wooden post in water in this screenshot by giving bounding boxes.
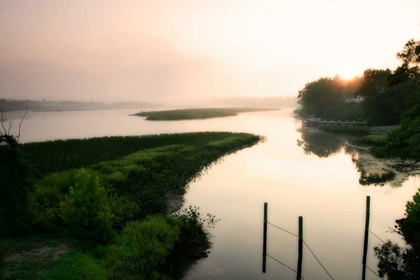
[362,196,371,280]
[262,202,268,273]
[297,216,303,280]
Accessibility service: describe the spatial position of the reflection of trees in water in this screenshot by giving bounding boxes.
[297,128,347,158]
[346,145,414,187]
[297,128,416,187]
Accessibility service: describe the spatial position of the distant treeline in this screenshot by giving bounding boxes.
[0,99,160,112]
[213,96,297,108]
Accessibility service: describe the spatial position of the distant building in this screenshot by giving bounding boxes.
[345,96,364,103]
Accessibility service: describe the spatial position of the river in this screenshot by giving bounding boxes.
[4,108,419,280]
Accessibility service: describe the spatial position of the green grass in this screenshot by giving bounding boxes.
[101,216,181,280]
[361,134,388,146]
[318,125,370,136]
[40,252,107,280]
[132,107,279,121]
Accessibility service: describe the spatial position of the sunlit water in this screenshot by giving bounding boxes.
[5,108,419,280]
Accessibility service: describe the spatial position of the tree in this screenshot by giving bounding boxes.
[355,69,408,125]
[297,76,346,119]
[0,110,32,235]
[373,39,420,159]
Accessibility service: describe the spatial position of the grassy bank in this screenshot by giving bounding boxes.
[1,132,262,279]
[317,125,400,147]
[132,107,278,121]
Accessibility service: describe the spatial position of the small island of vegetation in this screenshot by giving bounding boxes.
[133,107,279,121]
[0,129,262,279]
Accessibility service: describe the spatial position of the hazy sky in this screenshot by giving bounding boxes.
[1,0,419,104]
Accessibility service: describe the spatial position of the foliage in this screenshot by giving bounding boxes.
[402,190,420,249]
[40,252,107,280]
[2,132,261,278]
[133,107,278,121]
[58,169,114,242]
[0,143,33,236]
[355,68,408,125]
[296,75,364,120]
[375,189,420,279]
[173,206,219,236]
[20,132,261,179]
[370,39,420,160]
[101,216,181,280]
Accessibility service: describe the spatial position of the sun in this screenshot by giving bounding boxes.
[340,68,358,80]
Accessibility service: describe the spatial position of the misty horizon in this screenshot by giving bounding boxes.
[1,1,419,104]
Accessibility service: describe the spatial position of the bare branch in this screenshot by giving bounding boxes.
[17,106,28,143]
[8,119,13,135]
[0,111,7,135]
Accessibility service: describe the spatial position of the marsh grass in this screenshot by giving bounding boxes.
[2,132,262,279]
[361,134,388,146]
[133,107,279,121]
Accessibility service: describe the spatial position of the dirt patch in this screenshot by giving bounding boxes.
[4,242,70,262]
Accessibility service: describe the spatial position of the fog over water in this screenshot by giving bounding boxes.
[6,108,419,279]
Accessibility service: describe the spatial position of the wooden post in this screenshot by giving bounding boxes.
[297,216,303,280]
[262,202,268,273]
[362,196,370,280]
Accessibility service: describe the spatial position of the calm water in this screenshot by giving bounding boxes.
[6,108,419,280]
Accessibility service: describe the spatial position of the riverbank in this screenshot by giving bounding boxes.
[132,107,279,121]
[0,132,262,279]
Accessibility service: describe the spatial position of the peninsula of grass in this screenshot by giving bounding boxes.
[132,107,279,121]
[1,132,262,279]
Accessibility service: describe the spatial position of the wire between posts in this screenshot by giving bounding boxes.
[267,222,299,237]
[369,230,386,244]
[366,265,382,279]
[266,254,305,280]
[303,241,335,280]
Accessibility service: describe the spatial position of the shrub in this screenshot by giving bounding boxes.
[102,215,181,280]
[27,184,65,232]
[58,169,114,242]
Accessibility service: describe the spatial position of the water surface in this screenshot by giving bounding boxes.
[6,108,419,280]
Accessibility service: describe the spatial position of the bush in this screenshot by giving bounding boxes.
[59,169,114,242]
[27,184,65,232]
[102,216,181,280]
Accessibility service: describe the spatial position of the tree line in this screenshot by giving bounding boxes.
[296,38,420,160]
[0,99,159,112]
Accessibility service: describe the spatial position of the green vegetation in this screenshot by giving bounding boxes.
[297,38,420,161]
[41,252,107,280]
[360,134,388,146]
[375,189,420,279]
[295,75,363,120]
[0,132,262,279]
[102,216,181,280]
[133,107,278,121]
[318,125,370,136]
